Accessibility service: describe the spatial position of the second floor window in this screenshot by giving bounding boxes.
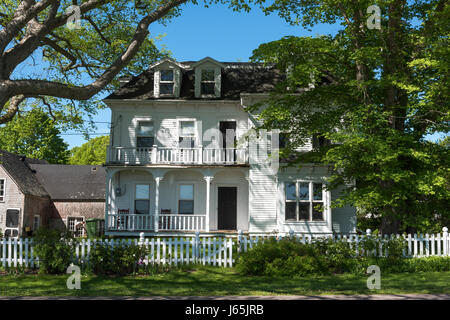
[160,70,174,95]
[137,121,154,148]
[179,120,196,148]
[0,179,4,201]
[201,69,215,95]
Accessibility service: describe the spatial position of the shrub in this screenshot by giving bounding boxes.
[88,241,149,275]
[33,228,77,274]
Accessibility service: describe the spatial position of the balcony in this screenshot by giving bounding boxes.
[106,146,248,166]
[106,213,206,232]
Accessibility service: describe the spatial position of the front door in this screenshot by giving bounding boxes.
[217,187,237,230]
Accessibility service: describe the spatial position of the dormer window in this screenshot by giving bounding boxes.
[160,70,174,95]
[201,69,215,95]
[150,58,183,98]
[193,57,224,98]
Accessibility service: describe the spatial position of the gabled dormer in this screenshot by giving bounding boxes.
[150,58,184,98]
[192,57,224,98]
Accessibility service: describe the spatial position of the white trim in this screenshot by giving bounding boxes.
[177,183,195,215]
[0,178,5,202]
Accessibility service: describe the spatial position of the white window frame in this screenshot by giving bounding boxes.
[67,216,85,237]
[33,215,40,231]
[0,178,5,202]
[4,207,20,238]
[200,68,216,96]
[177,183,194,215]
[159,69,175,96]
[136,120,155,148]
[178,119,198,149]
[284,181,327,222]
[134,183,150,215]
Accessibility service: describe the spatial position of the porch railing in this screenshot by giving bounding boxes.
[107,146,248,165]
[106,213,206,232]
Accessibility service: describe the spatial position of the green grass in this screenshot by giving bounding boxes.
[1,267,450,296]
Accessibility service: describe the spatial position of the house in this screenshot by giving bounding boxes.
[30,164,106,237]
[0,151,50,237]
[0,149,106,237]
[103,57,356,236]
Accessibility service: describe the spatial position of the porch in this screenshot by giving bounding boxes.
[104,167,249,235]
[106,146,249,165]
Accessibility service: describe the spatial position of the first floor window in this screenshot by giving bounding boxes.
[285,181,326,222]
[0,179,5,201]
[33,215,40,231]
[179,184,194,214]
[135,184,150,214]
[67,217,85,237]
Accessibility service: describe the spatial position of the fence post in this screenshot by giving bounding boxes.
[289,229,294,239]
[443,227,448,256]
[195,232,200,263]
[237,230,243,257]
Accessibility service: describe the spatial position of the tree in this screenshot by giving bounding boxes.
[0,108,69,163]
[69,135,109,165]
[245,0,449,234]
[0,0,189,126]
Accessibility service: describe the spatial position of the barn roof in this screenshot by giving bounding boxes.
[30,164,106,201]
[106,61,287,100]
[0,150,49,198]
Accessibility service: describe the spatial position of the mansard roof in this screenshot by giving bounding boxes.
[106,60,286,100]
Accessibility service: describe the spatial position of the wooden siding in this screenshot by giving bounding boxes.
[0,165,25,235]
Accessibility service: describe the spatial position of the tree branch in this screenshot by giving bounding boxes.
[85,16,111,45]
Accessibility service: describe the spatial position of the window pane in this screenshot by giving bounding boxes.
[285,183,296,200]
[161,70,173,81]
[160,83,174,94]
[136,184,149,199]
[279,134,289,148]
[6,209,19,227]
[138,121,154,136]
[285,202,296,221]
[137,136,154,147]
[313,183,323,200]
[299,203,310,220]
[0,179,4,201]
[201,69,215,82]
[180,185,193,200]
[299,183,309,200]
[179,200,194,214]
[312,202,324,221]
[201,82,215,95]
[179,137,195,148]
[180,121,195,136]
[135,200,150,214]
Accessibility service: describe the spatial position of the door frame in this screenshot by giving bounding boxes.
[215,184,239,231]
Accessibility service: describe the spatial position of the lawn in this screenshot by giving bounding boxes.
[1,267,449,296]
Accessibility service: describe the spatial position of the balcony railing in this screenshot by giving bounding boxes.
[106,146,248,165]
[106,213,206,232]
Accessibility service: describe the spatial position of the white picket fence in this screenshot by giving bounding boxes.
[1,227,449,269]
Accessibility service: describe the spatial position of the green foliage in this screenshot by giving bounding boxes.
[88,241,150,275]
[236,237,435,277]
[33,228,76,274]
[0,108,69,164]
[245,0,450,233]
[69,135,109,165]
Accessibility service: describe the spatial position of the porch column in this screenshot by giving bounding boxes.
[104,171,113,230]
[154,176,162,232]
[204,176,213,232]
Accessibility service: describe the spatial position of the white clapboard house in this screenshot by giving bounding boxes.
[103,57,356,236]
